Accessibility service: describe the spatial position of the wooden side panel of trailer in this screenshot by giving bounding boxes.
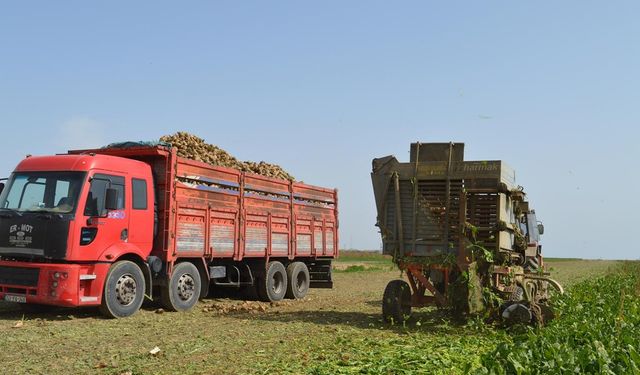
[171,154,338,262]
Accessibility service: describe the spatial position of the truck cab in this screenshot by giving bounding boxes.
[0,153,154,316]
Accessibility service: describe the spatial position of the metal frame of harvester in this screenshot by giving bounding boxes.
[371,142,563,325]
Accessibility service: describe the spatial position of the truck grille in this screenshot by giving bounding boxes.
[0,266,40,287]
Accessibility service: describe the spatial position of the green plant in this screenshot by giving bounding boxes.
[478,261,640,374]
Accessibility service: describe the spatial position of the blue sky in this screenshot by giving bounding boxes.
[1,2,638,259]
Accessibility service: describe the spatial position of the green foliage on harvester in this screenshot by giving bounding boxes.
[478,261,640,374]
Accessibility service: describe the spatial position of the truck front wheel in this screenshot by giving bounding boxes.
[99,260,146,319]
[161,262,202,312]
[257,261,287,302]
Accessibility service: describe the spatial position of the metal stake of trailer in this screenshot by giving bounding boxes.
[411,144,419,256]
[442,142,453,256]
[393,172,404,262]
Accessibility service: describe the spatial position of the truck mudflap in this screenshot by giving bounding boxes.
[308,260,333,289]
[0,261,109,307]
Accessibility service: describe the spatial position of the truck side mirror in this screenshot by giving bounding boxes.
[537,223,544,235]
[105,188,119,211]
[0,182,4,196]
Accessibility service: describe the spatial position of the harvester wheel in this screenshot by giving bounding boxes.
[99,260,145,319]
[257,261,288,302]
[501,302,532,325]
[382,280,412,324]
[161,262,202,312]
[285,262,310,300]
[530,303,544,327]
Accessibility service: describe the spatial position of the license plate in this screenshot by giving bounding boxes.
[4,294,27,303]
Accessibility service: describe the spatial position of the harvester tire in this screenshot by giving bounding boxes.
[99,260,145,319]
[257,261,287,302]
[161,262,202,312]
[382,280,412,324]
[285,262,310,300]
[530,303,544,327]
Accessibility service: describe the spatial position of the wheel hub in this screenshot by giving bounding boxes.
[115,274,137,306]
[296,273,306,292]
[177,273,195,301]
[271,272,283,295]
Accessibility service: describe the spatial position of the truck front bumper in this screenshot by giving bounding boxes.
[0,261,110,307]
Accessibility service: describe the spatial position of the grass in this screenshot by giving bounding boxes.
[543,257,583,262]
[0,256,625,374]
[332,250,394,273]
[544,258,620,287]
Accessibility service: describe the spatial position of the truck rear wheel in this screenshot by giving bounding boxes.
[161,262,202,312]
[99,260,146,319]
[257,261,287,302]
[285,262,310,299]
[382,279,412,324]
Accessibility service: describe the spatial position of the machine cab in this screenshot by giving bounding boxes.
[518,209,544,271]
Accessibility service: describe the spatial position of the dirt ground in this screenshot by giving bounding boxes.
[0,258,620,374]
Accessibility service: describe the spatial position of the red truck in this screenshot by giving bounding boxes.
[0,144,338,318]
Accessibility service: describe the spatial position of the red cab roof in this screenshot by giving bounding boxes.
[14,154,148,174]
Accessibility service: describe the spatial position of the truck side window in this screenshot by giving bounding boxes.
[132,178,147,210]
[84,174,125,217]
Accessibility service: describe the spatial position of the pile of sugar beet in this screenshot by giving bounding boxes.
[160,132,295,181]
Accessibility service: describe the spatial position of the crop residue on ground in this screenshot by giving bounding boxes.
[0,256,627,374]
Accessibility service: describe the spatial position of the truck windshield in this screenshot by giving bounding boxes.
[0,172,85,214]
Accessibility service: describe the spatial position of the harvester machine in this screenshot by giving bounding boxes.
[371,142,563,325]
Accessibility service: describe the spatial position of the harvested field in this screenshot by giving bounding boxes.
[0,256,624,374]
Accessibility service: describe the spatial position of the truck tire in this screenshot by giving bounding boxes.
[382,279,412,324]
[161,262,202,312]
[285,262,310,300]
[257,261,287,302]
[99,260,146,319]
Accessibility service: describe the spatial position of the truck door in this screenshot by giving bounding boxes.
[127,177,153,250]
[82,174,127,256]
